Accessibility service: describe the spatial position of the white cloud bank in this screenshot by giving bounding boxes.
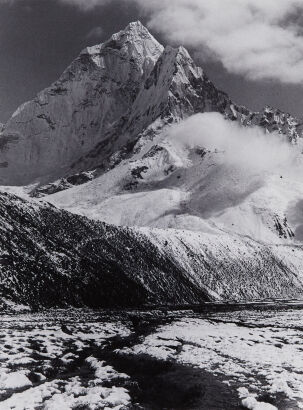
[86,26,104,40]
[135,0,303,84]
[58,0,110,10]
[0,0,110,9]
[168,112,298,173]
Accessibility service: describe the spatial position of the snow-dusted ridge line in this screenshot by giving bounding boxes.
[0,191,303,308]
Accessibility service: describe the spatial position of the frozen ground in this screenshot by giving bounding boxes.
[0,310,131,410]
[0,305,302,409]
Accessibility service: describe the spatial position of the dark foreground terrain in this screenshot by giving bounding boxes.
[0,302,302,409]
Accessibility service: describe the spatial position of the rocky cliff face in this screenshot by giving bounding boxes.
[1,22,301,188]
[232,105,303,142]
[0,191,303,308]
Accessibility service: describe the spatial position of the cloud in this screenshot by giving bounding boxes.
[85,26,104,40]
[0,0,110,9]
[167,112,297,173]
[132,0,303,84]
[56,0,110,10]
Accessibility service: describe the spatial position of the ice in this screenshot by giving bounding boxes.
[0,311,132,409]
[241,396,277,410]
[1,308,302,409]
[86,357,129,382]
[1,381,61,410]
[0,372,32,389]
[267,374,294,398]
[43,379,131,410]
[121,311,303,408]
[239,387,277,410]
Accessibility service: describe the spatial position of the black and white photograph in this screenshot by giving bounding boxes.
[0,0,303,409]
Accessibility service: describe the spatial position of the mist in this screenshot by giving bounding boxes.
[167,112,299,175]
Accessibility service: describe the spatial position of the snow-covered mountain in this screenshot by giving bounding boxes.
[1,22,301,188]
[0,22,163,185]
[1,22,303,306]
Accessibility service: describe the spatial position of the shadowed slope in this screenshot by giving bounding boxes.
[0,192,303,308]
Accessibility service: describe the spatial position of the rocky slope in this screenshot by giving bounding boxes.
[0,191,303,308]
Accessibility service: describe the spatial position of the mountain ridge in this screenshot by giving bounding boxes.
[1,190,303,308]
[1,21,302,191]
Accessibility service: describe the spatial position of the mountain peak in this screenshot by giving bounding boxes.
[98,21,164,70]
[125,20,146,32]
[83,20,162,57]
[122,21,156,40]
[110,20,160,44]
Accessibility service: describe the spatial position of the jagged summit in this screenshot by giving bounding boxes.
[117,20,154,39]
[84,20,158,50]
[126,20,146,29]
[241,105,303,142]
[84,20,163,78]
[109,20,149,38]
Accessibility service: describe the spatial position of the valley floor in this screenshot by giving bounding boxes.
[0,304,302,409]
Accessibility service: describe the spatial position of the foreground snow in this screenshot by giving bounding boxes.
[0,307,302,409]
[0,311,131,409]
[120,308,303,409]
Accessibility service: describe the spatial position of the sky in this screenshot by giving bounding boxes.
[1,0,303,122]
